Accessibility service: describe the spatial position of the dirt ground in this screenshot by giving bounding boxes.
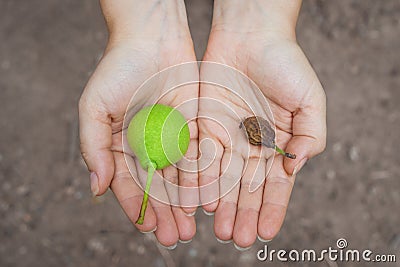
[1,0,399,266]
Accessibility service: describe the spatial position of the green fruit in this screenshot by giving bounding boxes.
[127,104,190,170]
[127,104,190,224]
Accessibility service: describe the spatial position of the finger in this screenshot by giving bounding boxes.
[249,146,274,193]
[172,207,196,242]
[233,158,265,248]
[198,134,224,213]
[152,203,180,248]
[214,151,244,241]
[110,152,156,233]
[258,156,295,241]
[163,166,196,242]
[162,165,179,206]
[178,134,199,215]
[136,162,179,247]
[161,99,199,215]
[79,96,114,196]
[283,83,327,175]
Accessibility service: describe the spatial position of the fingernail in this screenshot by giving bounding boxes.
[257,235,272,243]
[90,172,99,196]
[160,243,177,250]
[203,209,215,216]
[216,237,232,244]
[185,210,196,217]
[233,243,252,251]
[178,239,192,244]
[140,226,157,234]
[292,158,307,176]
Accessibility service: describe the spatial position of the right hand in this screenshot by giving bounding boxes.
[79,0,199,247]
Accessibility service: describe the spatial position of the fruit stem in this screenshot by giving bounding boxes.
[136,163,156,225]
[274,145,297,159]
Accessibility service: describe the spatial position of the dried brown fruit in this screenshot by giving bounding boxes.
[240,116,296,159]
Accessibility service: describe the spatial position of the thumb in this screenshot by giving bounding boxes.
[79,96,115,196]
[283,93,327,176]
[283,135,325,176]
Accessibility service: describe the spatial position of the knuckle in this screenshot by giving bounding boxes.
[113,170,132,183]
[265,176,294,188]
[165,176,178,184]
[199,173,218,181]
[220,172,241,187]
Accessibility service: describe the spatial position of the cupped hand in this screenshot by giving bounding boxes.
[199,10,326,248]
[79,25,199,247]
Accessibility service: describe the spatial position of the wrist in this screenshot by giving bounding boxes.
[212,0,302,40]
[100,0,191,44]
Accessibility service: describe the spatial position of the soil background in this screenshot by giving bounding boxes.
[1,1,399,266]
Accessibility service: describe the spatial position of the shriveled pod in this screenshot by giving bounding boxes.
[240,116,296,159]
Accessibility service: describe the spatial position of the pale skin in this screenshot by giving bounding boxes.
[79,0,326,249]
[199,0,326,248]
[79,0,199,247]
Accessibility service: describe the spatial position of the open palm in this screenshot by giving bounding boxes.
[79,37,199,247]
[199,29,326,248]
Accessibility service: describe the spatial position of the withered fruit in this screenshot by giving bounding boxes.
[240,116,296,159]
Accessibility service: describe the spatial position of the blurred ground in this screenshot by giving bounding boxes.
[1,0,399,266]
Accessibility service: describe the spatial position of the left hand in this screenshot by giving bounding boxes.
[198,0,326,248]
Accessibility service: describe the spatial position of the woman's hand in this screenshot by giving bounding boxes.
[199,0,326,248]
[79,0,198,247]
